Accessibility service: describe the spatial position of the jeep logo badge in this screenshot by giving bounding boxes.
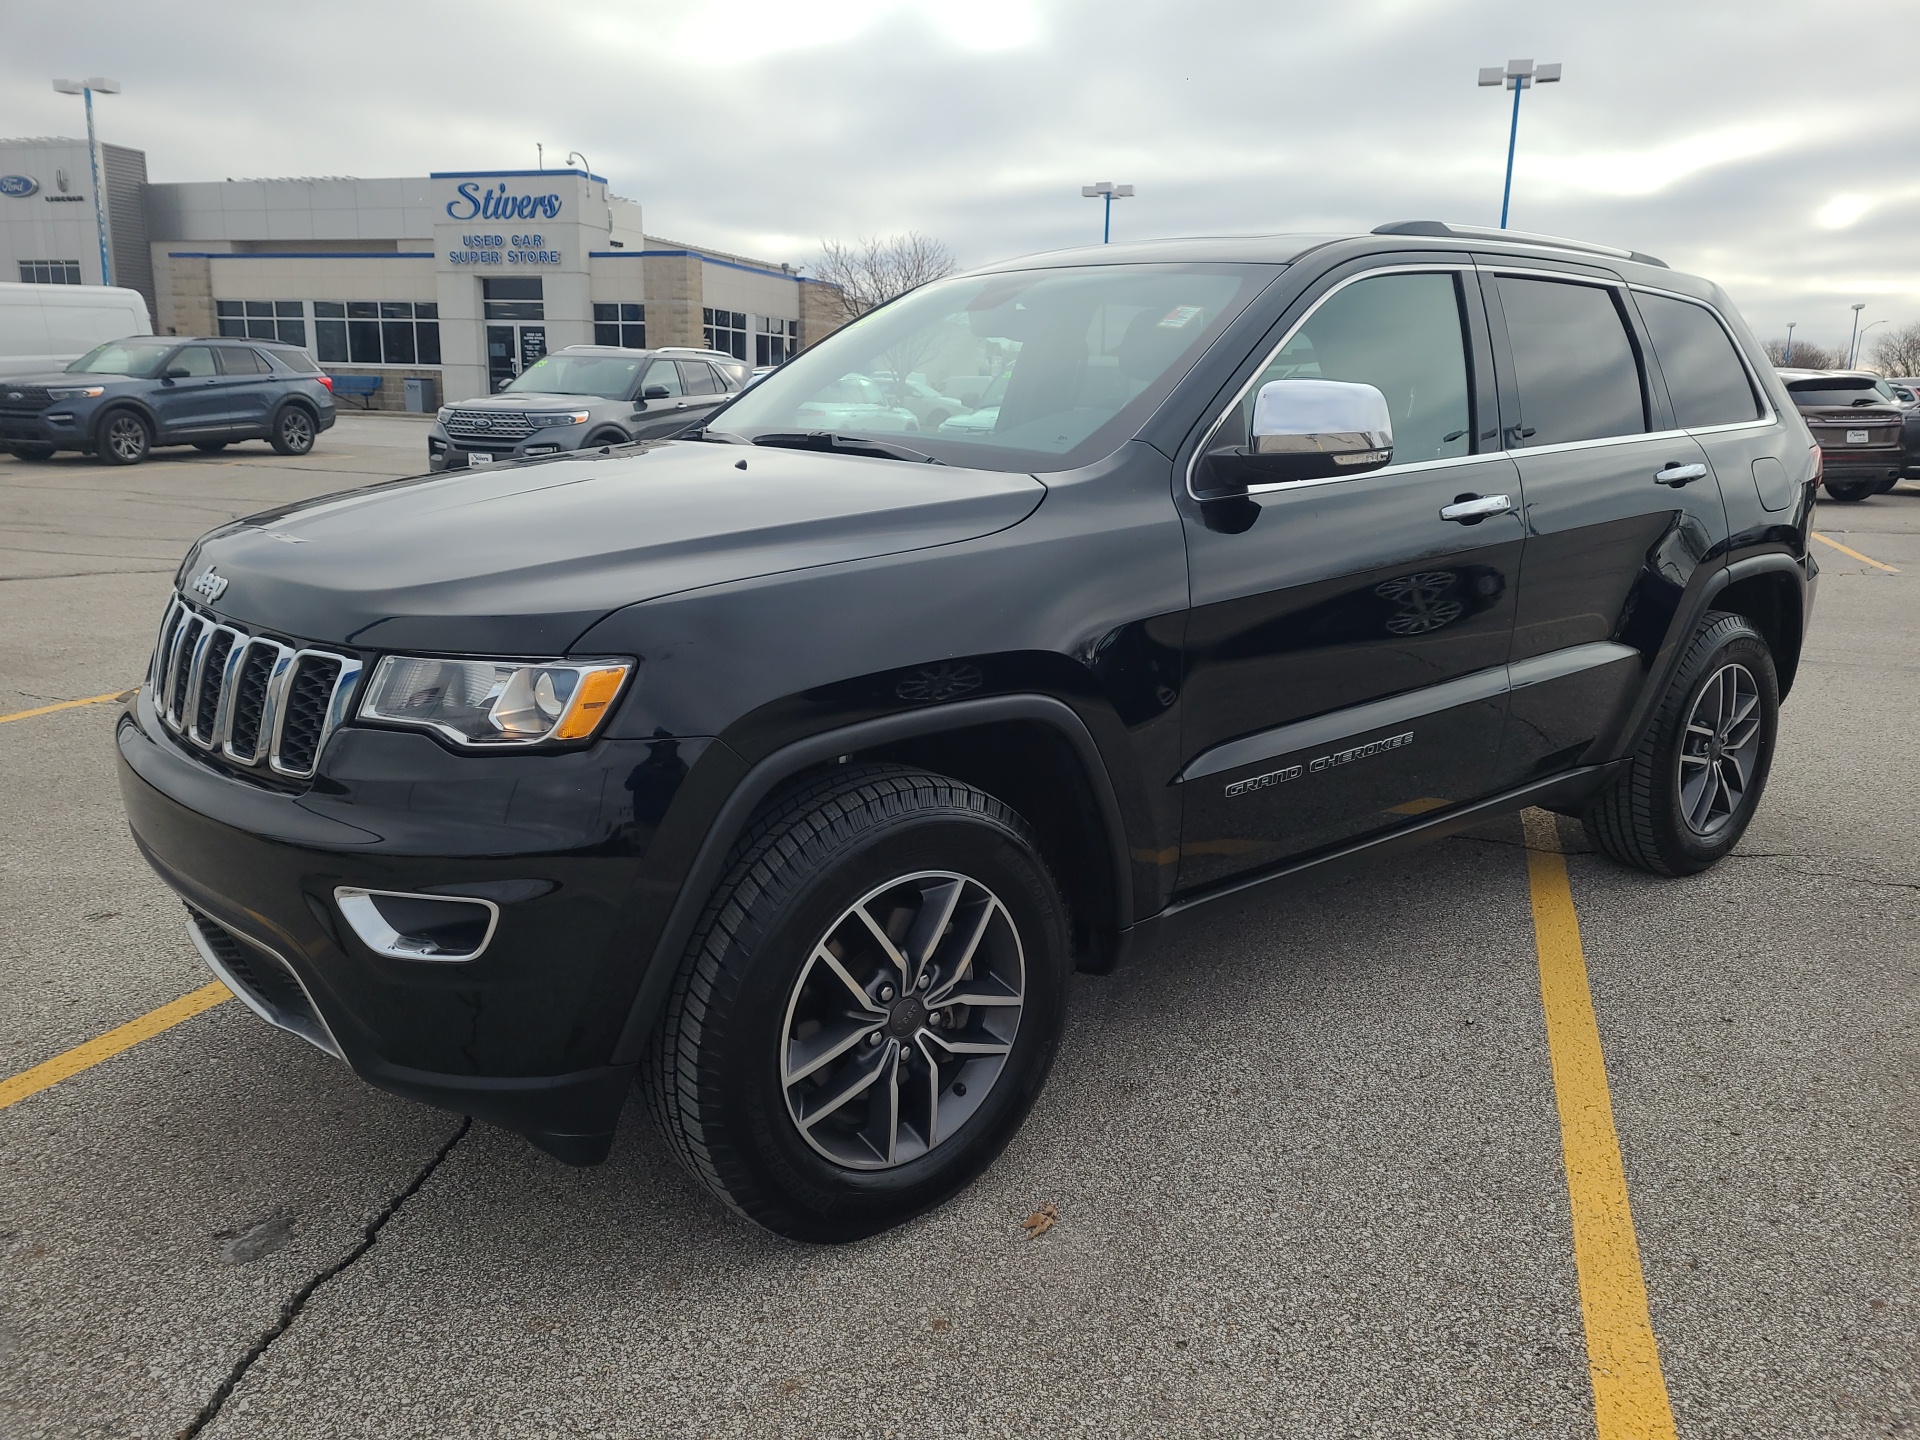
[189,568,229,602]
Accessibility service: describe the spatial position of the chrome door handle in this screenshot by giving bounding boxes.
[1655,462,1708,486]
[1438,494,1515,523]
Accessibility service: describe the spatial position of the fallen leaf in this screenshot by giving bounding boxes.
[1022,1203,1059,1238]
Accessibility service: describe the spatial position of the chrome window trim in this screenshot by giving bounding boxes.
[1184,263,1480,503]
[1626,283,1780,430]
[332,886,501,963]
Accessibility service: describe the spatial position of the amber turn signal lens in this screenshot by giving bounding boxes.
[553,665,629,740]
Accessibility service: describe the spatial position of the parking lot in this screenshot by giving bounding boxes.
[1,415,1914,1438]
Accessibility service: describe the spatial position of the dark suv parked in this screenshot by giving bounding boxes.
[427,346,749,470]
[1776,368,1912,500]
[0,336,336,465]
[119,222,1816,1240]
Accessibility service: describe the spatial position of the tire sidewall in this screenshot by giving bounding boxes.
[700,809,1070,1240]
[1647,623,1779,871]
[97,409,150,465]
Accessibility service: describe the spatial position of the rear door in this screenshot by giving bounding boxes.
[1175,259,1524,889]
[213,345,277,435]
[1480,262,1728,786]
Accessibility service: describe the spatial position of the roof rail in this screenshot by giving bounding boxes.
[1372,220,1668,269]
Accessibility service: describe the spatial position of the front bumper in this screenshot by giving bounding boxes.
[115,687,715,1163]
[0,405,89,449]
[427,421,591,471]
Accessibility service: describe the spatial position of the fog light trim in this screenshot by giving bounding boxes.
[334,887,500,963]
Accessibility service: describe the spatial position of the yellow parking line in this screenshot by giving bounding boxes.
[0,689,131,725]
[1521,810,1678,1439]
[1811,531,1898,573]
[0,981,230,1111]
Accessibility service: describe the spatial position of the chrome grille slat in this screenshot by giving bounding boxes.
[146,597,358,782]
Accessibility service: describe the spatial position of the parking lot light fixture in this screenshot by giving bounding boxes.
[1847,303,1867,367]
[1856,318,1887,369]
[52,77,120,287]
[1784,322,1796,364]
[1081,181,1134,243]
[1478,59,1560,229]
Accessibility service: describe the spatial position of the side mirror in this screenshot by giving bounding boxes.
[642,384,671,401]
[164,367,192,380]
[1201,379,1393,493]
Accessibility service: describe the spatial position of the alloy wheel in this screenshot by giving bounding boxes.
[1676,661,1762,836]
[280,410,314,451]
[106,414,147,462]
[779,870,1024,1171]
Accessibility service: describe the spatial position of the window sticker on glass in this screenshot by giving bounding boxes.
[1158,305,1205,329]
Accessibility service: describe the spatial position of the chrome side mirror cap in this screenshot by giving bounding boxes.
[1249,378,1393,474]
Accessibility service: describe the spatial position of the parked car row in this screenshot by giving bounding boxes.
[1777,367,1918,501]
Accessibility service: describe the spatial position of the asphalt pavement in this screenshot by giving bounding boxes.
[0,422,1913,1439]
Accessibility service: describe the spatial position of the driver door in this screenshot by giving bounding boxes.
[149,344,224,437]
[1175,262,1523,889]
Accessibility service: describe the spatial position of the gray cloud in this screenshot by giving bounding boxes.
[7,0,1918,351]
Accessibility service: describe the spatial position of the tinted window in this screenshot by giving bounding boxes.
[169,346,219,378]
[1785,377,1887,407]
[215,347,269,376]
[678,361,720,396]
[1635,293,1759,428]
[270,347,320,374]
[643,360,684,398]
[1496,277,1645,445]
[66,340,174,377]
[1217,271,1473,466]
[503,354,643,398]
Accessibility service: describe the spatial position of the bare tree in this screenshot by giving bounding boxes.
[1870,321,1920,378]
[1765,338,1838,369]
[813,233,959,324]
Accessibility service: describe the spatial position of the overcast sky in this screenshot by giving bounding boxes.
[7,0,1919,352]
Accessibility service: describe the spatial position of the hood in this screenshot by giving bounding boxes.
[448,391,613,410]
[182,440,1045,654]
[2,369,139,388]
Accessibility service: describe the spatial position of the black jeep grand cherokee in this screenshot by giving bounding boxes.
[119,222,1817,1240]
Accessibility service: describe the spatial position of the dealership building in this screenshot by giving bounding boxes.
[0,136,844,407]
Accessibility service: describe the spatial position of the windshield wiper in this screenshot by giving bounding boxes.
[749,432,945,465]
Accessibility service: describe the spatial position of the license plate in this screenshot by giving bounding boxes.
[1847,429,1870,444]
[469,451,493,465]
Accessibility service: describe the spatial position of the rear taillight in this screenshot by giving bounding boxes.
[317,375,334,392]
[1809,441,1823,488]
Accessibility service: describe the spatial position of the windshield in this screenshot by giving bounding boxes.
[66,340,175,377]
[1787,377,1891,407]
[710,263,1268,470]
[504,353,643,398]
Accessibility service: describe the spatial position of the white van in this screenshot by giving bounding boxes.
[0,281,152,379]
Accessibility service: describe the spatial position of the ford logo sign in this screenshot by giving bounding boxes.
[0,175,39,198]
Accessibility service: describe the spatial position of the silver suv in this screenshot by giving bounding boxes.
[428,346,749,470]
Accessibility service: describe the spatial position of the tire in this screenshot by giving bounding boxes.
[96,409,151,466]
[1874,475,1901,495]
[1581,611,1779,876]
[193,440,229,453]
[269,404,316,456]
[643,764,1072,1242]
[8,443,55,461]
[586,429,629,450]
[1824,479,1874,501]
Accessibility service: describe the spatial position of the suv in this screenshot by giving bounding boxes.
[0,335,335,465]
[1778,368,1908,500]
[428,346,749,470]
[119,222,1817,1241]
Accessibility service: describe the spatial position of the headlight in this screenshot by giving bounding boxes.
[526,410,591,427]
[47,385,105,400]
[436,406,452,423]
[359,656,632,746]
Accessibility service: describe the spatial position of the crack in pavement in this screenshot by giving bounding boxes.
[176,1116,471,1439]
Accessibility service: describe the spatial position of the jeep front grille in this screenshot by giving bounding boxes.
[148,596,362,779]
[445,409,534,440]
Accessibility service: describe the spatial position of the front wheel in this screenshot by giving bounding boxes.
[1582,611,1779,875]
[269,405,315,456]
[643,766,1072,1242]
[97,410,152,466]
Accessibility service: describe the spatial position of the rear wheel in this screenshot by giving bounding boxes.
[1582,611,1778,876]
[643,765,1072,1242]
[1824,479,1874,501]
[269,405,315,456]
[8,443,54,461]
[97,410,151,466]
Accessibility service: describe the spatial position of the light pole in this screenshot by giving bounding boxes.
[1477,59,1561,228]
[1856,319,1887,370]
[52,77,120,287]
[1081,181,1134,243]
[1847,303,1867,367]
[1783,322,1796,364]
